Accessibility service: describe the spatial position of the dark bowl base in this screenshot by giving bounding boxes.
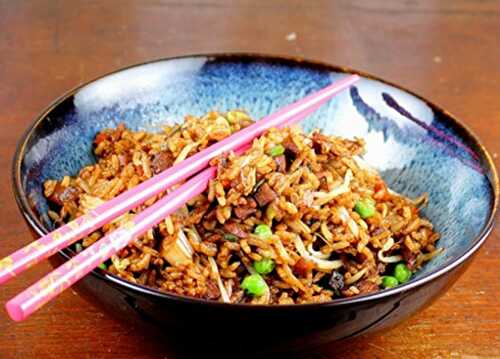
[48,248,472,354]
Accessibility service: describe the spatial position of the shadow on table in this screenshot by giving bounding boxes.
[131,329,376,359]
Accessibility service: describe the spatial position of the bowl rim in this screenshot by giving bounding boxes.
[12,52,499,309]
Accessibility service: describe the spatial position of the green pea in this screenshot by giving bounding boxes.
[254,258,275,275]
[381,276,399,289]
[254,224,272,239]
[354,198,376,219]
[269,144,285,157]
[394,263,412,283]
[241,274,267,296]
[98,263,107,270]
[224,233,238,242]
[75,243,83,253]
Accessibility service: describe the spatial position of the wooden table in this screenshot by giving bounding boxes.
[1,1,499,357]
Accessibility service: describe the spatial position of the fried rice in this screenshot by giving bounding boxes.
[43,110,441,304]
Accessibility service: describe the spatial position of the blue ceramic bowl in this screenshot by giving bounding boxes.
[13,54,498,352]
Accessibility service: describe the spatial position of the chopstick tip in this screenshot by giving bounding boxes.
[5,300,25,322]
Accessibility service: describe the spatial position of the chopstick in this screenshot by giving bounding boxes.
[0,74,359,285]
[6,164,218,321]
[9,143,252,321]
[4,75,359,320]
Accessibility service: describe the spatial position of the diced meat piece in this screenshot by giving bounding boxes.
[311,131,330,154]
[402,246,417,270]
[274,154,286,173]
[151,151,174,174]
[282,137,300,156]
[195,223,206,237]
[205,279,220,300]
[377,262,386,274]
[223,221,248,238]
[48,185,79,206]
[293,258,314,277]
[356,280,379,294]
[234,198,257,220]
[254,183,277,207]
[203,209,216,222]
[205,233,223,242]
[233,206,256,220]
[328,271,344,292]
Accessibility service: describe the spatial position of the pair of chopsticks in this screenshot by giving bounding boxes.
[2,75,360,321]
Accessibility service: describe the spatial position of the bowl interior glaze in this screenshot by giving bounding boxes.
[17,54,496,291]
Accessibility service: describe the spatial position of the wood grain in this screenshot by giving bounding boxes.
[0,0,499,358]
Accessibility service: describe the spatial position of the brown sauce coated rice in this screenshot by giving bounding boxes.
[43,110,440,304]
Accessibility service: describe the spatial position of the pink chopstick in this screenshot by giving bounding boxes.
[4,75,360,321]
[6,165,217,321]
[0,74,359,285]
[8,144,248,321]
